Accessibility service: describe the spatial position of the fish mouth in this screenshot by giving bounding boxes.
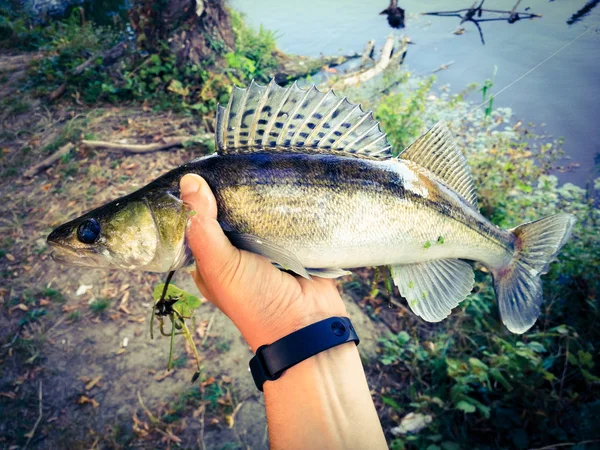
[48,242,107,268]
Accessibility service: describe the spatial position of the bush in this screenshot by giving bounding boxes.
[367,76,599,449]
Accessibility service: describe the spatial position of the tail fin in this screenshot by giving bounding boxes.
[493,214,576,334]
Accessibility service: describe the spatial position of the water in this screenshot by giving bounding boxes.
[230,0,600,185]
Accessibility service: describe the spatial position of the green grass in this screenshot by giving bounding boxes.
[89,298,111,315]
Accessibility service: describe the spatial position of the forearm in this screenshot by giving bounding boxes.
[263,342,388,450]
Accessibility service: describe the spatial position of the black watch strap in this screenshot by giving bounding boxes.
[249,316,359,392]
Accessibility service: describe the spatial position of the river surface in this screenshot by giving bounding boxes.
[230,0,600,186]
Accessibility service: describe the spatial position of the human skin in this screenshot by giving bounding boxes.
[180,174,388,450]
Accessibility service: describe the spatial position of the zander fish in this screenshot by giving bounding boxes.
[47,81,575,333]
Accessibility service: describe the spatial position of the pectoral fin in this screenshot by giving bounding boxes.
[390,259,474,322]
[224,231,311,279]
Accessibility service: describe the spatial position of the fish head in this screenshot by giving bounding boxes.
[47,190,189,272]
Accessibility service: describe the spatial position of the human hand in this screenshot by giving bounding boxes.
[180,174,348,351]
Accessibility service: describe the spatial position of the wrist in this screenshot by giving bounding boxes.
[263,342,387,450]
[242,310,348,352]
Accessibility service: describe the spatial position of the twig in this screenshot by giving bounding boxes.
[431,60,455,73]
[24,143,75,178]
[48,42,127,101]
[2,327,20,348]
[23,380,42,450]
[137,391,159,424]
[200,312,216,347]
[530,440,600,450]
[198,408,206,450]
[81,135,207,154]
[559,339,569,400]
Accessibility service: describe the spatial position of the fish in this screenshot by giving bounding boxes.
[47,80,576,334]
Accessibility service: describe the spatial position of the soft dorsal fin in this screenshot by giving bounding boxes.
[400,122,478,209]
[216,80,393,159]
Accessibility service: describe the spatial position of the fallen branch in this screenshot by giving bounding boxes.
[24,143,75,178]
[431,60,455,73]
[81,135,209,154]
[0,53,44,73]
[23,381,42,450]
[337,35,408,87]
[360,40,376,68]
[48,42,127,101]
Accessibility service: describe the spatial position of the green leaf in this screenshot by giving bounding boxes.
[468,357,489,371]
[397,331,411,344]
[527,342,547,353]
[381,396,402,411]
[441,443,461,450]
[567,352,579,366]
[490,368,513,391]
[577,350,594,369]
[581,369,600,382]
[153,283,203,318]
[455,401,476,413]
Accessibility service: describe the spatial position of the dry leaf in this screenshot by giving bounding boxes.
[155,370,175,382]
[76,284,93,296]
[5,253,15,262]
[196,320,209,338]
[119,305,131,315]
[85,376,102,390]
[115,348,126,355]
[202,376,215,387]
[0,392,17,399]
[77,395,100,408]
[39,299,51,306]
[221,375,232,383]
[9,303,28,312]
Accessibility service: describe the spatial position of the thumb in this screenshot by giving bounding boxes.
[180,174,240,285]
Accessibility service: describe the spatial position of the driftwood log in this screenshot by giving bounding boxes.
[335,36,409,88]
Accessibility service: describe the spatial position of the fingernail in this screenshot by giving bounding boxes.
[180,174,202,199]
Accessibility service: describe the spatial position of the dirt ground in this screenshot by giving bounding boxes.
[0,53,404,449]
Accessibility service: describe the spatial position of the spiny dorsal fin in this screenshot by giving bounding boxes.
[216,80,393,160]
[400,122,478,209]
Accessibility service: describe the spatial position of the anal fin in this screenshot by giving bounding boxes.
[390,259,474,322]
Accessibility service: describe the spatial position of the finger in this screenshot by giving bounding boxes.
[180,174,240,285]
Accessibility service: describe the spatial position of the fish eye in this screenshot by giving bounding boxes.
[77,219,101,244]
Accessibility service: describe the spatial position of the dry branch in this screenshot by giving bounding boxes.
[23,381,42,450]
[0,53,44,73]
[360,40,376,67]
[24,143,74,178]
[337,36,408,88]
[81,135,209,154]
[48,42,127,101]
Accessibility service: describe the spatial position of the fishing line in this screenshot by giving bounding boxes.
[461,27,592,120]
